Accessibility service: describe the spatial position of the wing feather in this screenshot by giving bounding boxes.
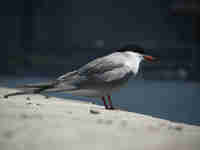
[55,52,133,89]
[77,52,132,82]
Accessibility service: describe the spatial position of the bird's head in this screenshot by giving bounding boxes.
[116,45,158,63]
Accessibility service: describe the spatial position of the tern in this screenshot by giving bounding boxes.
[4,45,157,109]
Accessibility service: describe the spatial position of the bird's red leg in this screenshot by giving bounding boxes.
[101,96,109,109]
[107,95,114,109]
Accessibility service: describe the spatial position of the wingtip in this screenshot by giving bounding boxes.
[3,95,8,98]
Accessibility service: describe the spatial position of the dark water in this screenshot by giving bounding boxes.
[1,76,200,126]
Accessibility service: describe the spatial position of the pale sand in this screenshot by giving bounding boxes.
[0,87,200,150]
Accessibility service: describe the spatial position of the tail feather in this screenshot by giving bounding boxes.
[4,81,56,98]
[4,90,35,98]
[4,80,78,98]
[17,81,56,89]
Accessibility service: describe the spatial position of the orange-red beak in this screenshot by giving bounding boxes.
[143,55,158,62]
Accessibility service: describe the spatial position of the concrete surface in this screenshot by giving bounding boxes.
[0,87,200,150]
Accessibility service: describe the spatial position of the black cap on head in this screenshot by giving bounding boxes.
[116,44,145,54]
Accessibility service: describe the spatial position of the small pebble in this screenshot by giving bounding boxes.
[26,102,32,105]
[105,120,113,125]
[67,111,72,114]
[44,95,50,99]
[4,95,8,99]
[26,97,31,100]
[3,130,14,139]
[90,109,100,114]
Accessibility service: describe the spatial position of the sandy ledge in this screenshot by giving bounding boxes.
[0,87,200,150]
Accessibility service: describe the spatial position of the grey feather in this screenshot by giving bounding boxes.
[77,52,131,82]
[53,52,133,93]
[78,53,124,75]
[4,52,135,98]
[48,52,133,93]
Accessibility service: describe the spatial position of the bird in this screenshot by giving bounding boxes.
[4,45,157,109]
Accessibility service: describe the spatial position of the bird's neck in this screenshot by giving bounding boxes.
[123,52,142,75]
[128,59,141,75]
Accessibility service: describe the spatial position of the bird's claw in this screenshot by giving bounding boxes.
[105,106,115,110]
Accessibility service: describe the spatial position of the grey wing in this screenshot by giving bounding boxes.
[94,66,133,82]
[77,53,133,83]
[46,71,82,92]
[53,53,133,91]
